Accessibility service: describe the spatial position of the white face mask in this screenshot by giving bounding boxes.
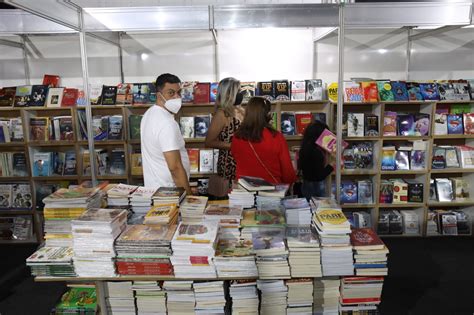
[159,93,182,114]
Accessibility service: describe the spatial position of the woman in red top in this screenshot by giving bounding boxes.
[231,97,297,184]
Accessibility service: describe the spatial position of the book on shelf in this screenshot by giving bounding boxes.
[434,113,448,135]
[361,81,378,102]
[419,83,439,101]
[148,82,157,104]
[376,80,394,101]
[42,74,60,88]
[128,114,142,140]
[131,152,143,176]
[63,151,77,176]
[451,177,470,200]
[194,82,210,104]
[400,210,420,235]
[61,88,79,107]
[295,111,312,135]
[199,149,214,173]
[29,117,49,141]
[406,82,423,101]
[116,83,133,105]
[187,148,199,173]
[14,86,32,107]
[180,117,195,138]
[91,116,108,140]
[451,80,471,101]
[194,115,211,138]
[405,179,423,203]
[273,80,290,101]
[435,178,454,202]
[0,87,16,107]
[101,85,118,105]
[12,152,28,177]
[390,81,409,101]
[109,149,126,175]
[257,81,274,101]
[438,82,456,101]
[340,181,358,204]
[391,180,408,204]
[28,85,48,107]
[290,80,306,101]
[76,89,86,106]
[83,149,107,176]
[45,87,64,108]
[347,113,364,137]
[210,82,219,103]
[181,81,196,104]
[32,152,53,176]
[305,79,324,101]
[383,111,397,136]
[281,111,296,136]
[463,113,474,134]
[364,114,379,136]
[447,114,463,134]
[414,113,430,136]
[107,115,123,140]
[344,81,363,102]
[239,82,256,103]
[132,83,149,105]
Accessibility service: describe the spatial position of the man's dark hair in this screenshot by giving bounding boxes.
[155,73,181,91]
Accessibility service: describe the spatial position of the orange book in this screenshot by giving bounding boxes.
[187,148,199,173]
[42,74,60,88]
[361,81,379,102]
[295,111,312,135]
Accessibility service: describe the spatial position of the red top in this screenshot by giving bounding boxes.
[231,128,297,184]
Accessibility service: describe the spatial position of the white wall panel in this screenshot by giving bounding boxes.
[0,36,26,87]
[218,28,315,82]
[86,36,122,85]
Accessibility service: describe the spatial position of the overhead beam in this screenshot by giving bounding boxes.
[409,25,463,41]
[313,27,338,42]
[0,38,23,49]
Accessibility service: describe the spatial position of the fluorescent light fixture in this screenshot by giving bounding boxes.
[140,53,149,60]
[377,49,388,54]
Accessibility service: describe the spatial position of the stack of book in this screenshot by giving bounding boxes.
[286,226,322,278]
[170,222,218,278]
[228,184,256,209]
[52,287,97,315]
[350,228,389,276]
[143,203,179,225]
[179,196,208,224]
[105,281,136,315]
[42,186,103,247]
[257,280,288,314]
[71,208,127,277]
[252,228,290,279]
[240,208,286,240]
[283,198,312,225]
[114,224,176,276]
[229,280,259,315]
[339,276,384,313]
[214,237,258,278]
[313,207,354,276]
[255,184,290,210]
[203,204,243,238]
[152,187,186,206]
[129,186,157,216]
[26,246,75,277]
[163,281,195,314]
[286,278,314,314]
[133,281,167,315]
[313,278,340,315]
[105,183,138,207]
[193,281,226,314]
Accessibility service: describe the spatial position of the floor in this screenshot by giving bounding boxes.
[0,238,473,315]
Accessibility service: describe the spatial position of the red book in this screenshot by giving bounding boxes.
[295,111,312,135]
[61,88,79,107]
[187,148,200,173]
[194,82,210,104]
[42,74,60,88]
[190,256,209,265]
[350,228,385,250]
[341,297,381,305]
[361,81,379,102]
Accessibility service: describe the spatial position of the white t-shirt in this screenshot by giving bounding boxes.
[140,105,190,188]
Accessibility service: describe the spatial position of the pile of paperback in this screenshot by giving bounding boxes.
[252,228,290,279]
[163,281,195,314]
[179,196,208,224]
[105,183,137,207]
[229,280,259,314]
[283,197,312,225]
[71,208,127,277]
[152,187,186,206]
[286,225,322,277]
[214,237,258,278]
[133,281,167,315]
[129,186,157,216]
[26,246,75,277]
[105,281,135,315]
[193,281,226,314]
[286,278,314,314]
[257,280,288,314]
[228,184,255,208]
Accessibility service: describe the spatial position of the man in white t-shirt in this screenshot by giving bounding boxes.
[140,73,191,194]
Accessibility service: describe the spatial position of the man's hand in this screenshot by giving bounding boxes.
[163,150,192,195]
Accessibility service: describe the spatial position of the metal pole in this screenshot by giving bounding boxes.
[406,27,412,81]
[336,3,345,203]
[79,8,97,186]
[212,29,219,82]
[20,35,30,85]
[118,32,125,84]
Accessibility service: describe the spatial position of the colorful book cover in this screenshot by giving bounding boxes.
[376,80,394,101]
[406,82,423,101]
[419,83,439,101]
[180,116,195,138]
[463,113,474,134]
[295,111,312,135]
[0,87,16,107]
[290,80,306,101]
[447,114,463,134]
[116,83,133,105]
[344,81,363,102]
[383,111,397,136]
[28,85,48,107]
[181,81,196,104]
[128,115,142,140]
[257,81,274,101]
[194,115,210,138]
[107,115,123,140]
[187,148,199,173]
[450,104,472,114]
[280,111,296,136]
[315,128,348,155]
[132,83,150,105]
[414,113,430,136]
[42,74,60,88]
[361,81,379,102]
[88,85,103,105]
[340,181,358,203]
[397,114,415,136]
[193,82,210,104]
[451,80,471,101]
[381,149,396,170]
[14,85,32,107]
[364,114,379,136]
[61,88,79,107]
[350,228,385,249]
[410,150,426,170]
[327,82,338,103]
[273,80,290,101]
[438,82,456,101]
[210,82,219,103]
[240,82,256,103]
[390,81,409,101]
[100,85,118,105]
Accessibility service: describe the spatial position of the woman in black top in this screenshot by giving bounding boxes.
[298,121,334,200]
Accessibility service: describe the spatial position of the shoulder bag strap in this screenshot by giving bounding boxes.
[248,140,278,183]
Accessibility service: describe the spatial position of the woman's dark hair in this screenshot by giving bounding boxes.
[235,97,276,142]
[298,120,329,170]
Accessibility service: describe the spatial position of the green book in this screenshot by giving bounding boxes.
[376,80,394,101]
[129,114,142,140]
[54,287,97,314]
[450,104,472,114]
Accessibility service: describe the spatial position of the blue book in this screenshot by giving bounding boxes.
[406,82,423,101]
[397,114,415,136]
[33,152,52,176]
[419,83,440,101]
[381,149,396,171]
[390,81,409,101]
[210,82,218,103]
[340,181,358,203]
[354,263,387,269]
[447,114,463,134]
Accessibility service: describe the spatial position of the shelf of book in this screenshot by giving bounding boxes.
[340,204,376,209]
[183,138,206,143]
[341,169,378,175]
[95,175,129,181]
[0,210,34,215]
[430,168,474,174]
[380,170,427,175]
[27,141,76,147]
[433,135,474,139]
[344,136,380,141]
[22,107,74,112]
[343,101,380,106]
[382,136,430,141]
[284,135,303,141]
[32,176,79,181]
[379,234,422,238]
[128,139,141,144]
[381,101,427,105]
[378,203,425,208]
[34,275,259,282]
[0,142,26,147]
[79,140,126,146]
[428,200,474,207]
[190,173,215,178]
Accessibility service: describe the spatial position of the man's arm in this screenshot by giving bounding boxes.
[164,150,192,195]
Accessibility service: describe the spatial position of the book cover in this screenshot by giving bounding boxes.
[29,117,49,141]
[414,113,430,136]
[434,113,448,135]
[410,150,426,170]
[381,149,396,171]
[447,114,463,134]
[441,213,458,235]
[361,81,379,102]
[108,115,123,140]
[240,82,255,104]
[353,142,373,169]
[116,83,133,105]
[315,128,348,155]
[445,147,460,168]
[273,80,290,101]
[379,181,393,204]
[438,82,456,101]
[180,117,195,138]
[435,178,453,202]
[364,114,379,136]
[28,85,48,107]
[109,149,126,175]
[199,149,214,173]
[187,148,199,173]
[305,79,323,101]
[238,176,275,191]
[390,81,409,101]
[463,113,474,134]
[130,153,142,176]
[450,104,472,114]
[193,82,210,104]
[451,80,471,101]
[357,180,373,204]
[128,115,142,140]
[290,80,306,101]
[148,82,157,104]
[419,83,439,101]
[452,178,469,200]
[397,114,415,136]
[295,111,312,135]
[32,152,52,176]
[63,151,77,175]
[100,85,118,105]
[344,81,363,102]
[92,116,108,141]
[194,115,210,138]
[61,88,79,107]
[58,116,74,141]
[0,87,16,107]
[341,181,358,203]
[257,81,274,101]
[132,83,150,105]
[347,113,364,137]
[210,82,219,103]
[181,81,196,104]
[431,147,446,169]
[12,153,28,177]
[42,74,60,88]
[401,210,420,234]
[281,111,296,136]
[76,89,86,106]
[376,80,394,101]
[312,112,327,124]
[350,228,384,250]
[405,180,423,203]
[327,82,338,103]
[343,148,355,169]
[406,82,423,101]
[14,85,32,107]
[89,85,103,105]
[45,87,64,108]
[383,111,397,136]
[395,151,410,170]
[10,118,23,142]
[388,210,403,234]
